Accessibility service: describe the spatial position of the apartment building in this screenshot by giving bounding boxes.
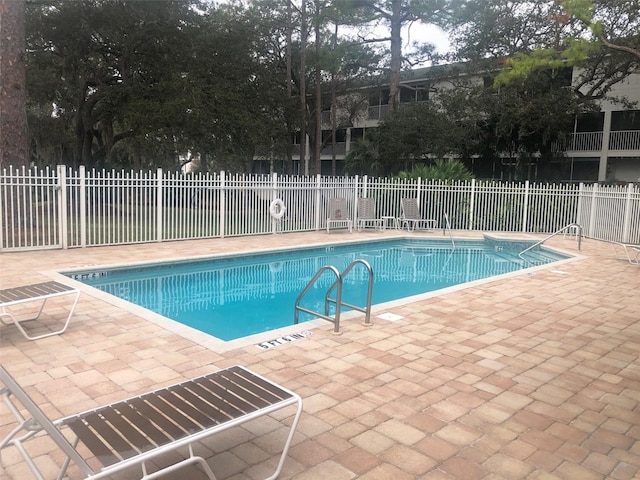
[264,62,639,183]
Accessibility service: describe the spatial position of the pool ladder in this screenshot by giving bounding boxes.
[294,259,373,334]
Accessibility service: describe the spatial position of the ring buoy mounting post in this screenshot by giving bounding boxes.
[270,199,286,220]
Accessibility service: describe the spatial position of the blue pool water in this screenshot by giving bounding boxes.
[67,238,568,341]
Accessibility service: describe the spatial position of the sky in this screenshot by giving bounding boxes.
[404,22,451,55]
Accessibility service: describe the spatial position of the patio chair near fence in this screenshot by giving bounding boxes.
[0,364,302,480]
[610,242,640,265]
[356,197,383,231]
[400,198,437,232]
[0,281,80,341]
[327,198,353,233]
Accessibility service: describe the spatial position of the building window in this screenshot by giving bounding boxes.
[611,110,640,131]
[322,129,347,143]
[576,112,604,132]
[369,89,390,106]
[399,85,429,103]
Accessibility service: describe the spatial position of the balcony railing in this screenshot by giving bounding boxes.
[566,132,603,152]
[609,130,640,151]
[561,130,640,152]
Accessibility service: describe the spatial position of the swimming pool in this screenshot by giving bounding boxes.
[65,237,569,341]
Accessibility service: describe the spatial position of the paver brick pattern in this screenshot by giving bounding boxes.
[1,231,639,479]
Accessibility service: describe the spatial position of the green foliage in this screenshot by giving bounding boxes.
[25,0,301,171]
[343,130,384,176]
[375,101,479,174]
[458,0,640,102]
[397,160,474,182]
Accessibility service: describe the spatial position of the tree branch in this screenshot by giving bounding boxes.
[599,34,640,61]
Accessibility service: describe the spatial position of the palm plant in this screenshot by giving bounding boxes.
[398,159,473,182]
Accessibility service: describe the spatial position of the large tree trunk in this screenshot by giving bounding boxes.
[313,0,322,176]
[299,0,308,175]
[0,0,29,169]
[285,0,294,174]
[387,0,402,112]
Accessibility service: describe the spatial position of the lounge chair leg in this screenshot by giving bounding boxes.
[0,284,80,341]
[139,451,219,480]
[265,396,303,480]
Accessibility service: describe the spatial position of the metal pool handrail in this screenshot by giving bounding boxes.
[519,223,582,260]
[443,213,456,250]
[294,259,373,334]
[325,259,374,328]
[294,265,342,331]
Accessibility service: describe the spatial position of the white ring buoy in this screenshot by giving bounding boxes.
[269,199,286,220]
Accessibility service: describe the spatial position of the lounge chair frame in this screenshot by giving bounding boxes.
[610,241,640,264]
[327,198,353,233]
[356,197,383,231]
[400,198,437,232]
[0,281,80,340]
[0,365,302,480]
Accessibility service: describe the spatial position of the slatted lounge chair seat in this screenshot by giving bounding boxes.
[327,198,353,233]
[400,198,437,232]
[0,365,303,480]
[356,197,383,231]
[0,281,80,340]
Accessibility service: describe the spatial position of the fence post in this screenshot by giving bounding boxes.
[521,180,530,233]
[416,176,422,205]
[622,183,633,243]
[588,183,598,238]
[315,174,321,231]
[219,170,226,238]
[271,171,278,234]
[79,166,87,248]
[352,175,359,225]
[56,165,68,249]
[156,168,163,242]
[576,183,585,230]
[469,178,476,230]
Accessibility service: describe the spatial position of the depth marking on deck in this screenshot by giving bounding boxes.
[255,330,313,350]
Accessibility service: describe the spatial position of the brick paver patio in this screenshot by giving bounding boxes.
[1,231,639,479]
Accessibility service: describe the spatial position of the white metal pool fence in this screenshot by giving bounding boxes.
[1,165,638,251]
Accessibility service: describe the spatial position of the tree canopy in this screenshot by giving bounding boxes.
[7,0,637,180]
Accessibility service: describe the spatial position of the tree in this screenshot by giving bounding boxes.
[0,0,29,169]
[449,0,640,104]
[25,0,296,172]
[26,0,207,168]
[343,0,450,111]
[304,0,383,175]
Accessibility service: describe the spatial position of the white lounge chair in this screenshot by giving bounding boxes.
[0,365,302,480]
[327,198,353,233]
[610,241,640,264]
[356,197,383,231]
[400,198,437,231]
[0,281,80,340]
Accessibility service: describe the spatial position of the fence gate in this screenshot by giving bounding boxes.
[0,166,64,251]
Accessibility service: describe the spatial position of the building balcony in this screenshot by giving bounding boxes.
[558,130,640,154]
